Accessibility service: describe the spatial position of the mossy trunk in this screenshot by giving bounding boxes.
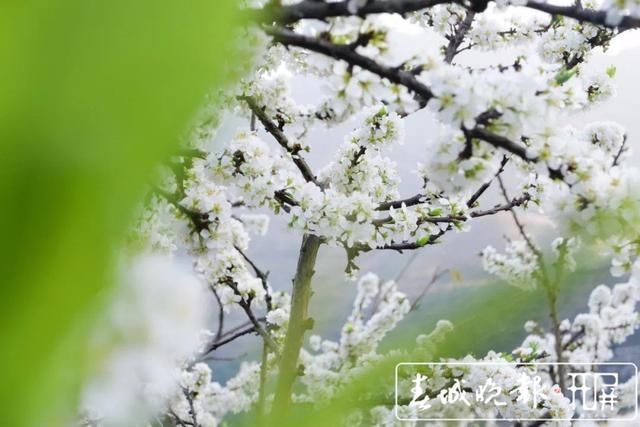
[272,233,321,415]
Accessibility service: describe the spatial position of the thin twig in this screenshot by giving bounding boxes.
[211,287,225,342]
[444,11,476,64]
[409,267,448,311]
[497,175,540,257]
[466,155,509,208]
[236,294,279,353]
[205,327,257,354]
[236,245,273,311]
[612,134,628,166]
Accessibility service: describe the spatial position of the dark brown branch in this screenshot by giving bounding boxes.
[612,134,628,166]
[236,245,273,311]
[183,388,199,427]
[377,194,530,250]
[444,11,476,64]
[217,317,266,341]
[153,186,212,233]
[378,155,508,217]
[515,350,551,367]
[497,175,541,258]
[466,155,509,208]
[469,194,531,219]
[498,175,566,389]
[470,128,564,179]
[467,127,529,161]
[525,1,640,31]
[266,0,640,31]
[169,409,193,427]
[155,189,279,356]
[265,26,559,177]
[264,26,434,106]
[240,95,319,185]
[379,227,447,251]
[235,293,279,353]
[377,193,427,211]
[205,326,257,354]
[211,287,225,342]
[372,158,516,251]
[374,194,530,226]
[265,27,569,180]
[271,0,449,24]
[274,189,299,212]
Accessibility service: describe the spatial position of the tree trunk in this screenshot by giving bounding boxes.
[272,233,321,415]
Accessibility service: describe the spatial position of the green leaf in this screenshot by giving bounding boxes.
[0,1,248,425]
[555,68,577,85]
[417,236,431,247]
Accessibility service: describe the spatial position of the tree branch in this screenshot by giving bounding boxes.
[211,287,225,342]
[377,193,427,211]
[236,244,273,311]
[265,0,640,31]
[378,227,447,251]
[240,95,320,185]
[497,175,541,258]
[525,1,640,31]
[265,26,558,176]
[264,26,434,106]
[270,0,449,24]
[205,326,257,354]
[374,193,530,226]
[612,134,628,166]
[234,291,279,353]
[378,155,508,219]
[466,155,509,207]
[153,186,212,233]
[444,11,476,64]
[467,127,529,161]
[376,194,530,250]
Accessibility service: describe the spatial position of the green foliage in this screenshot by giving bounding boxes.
[0,2,246,425]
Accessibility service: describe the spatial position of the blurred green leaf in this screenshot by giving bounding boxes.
[0,1,246,425]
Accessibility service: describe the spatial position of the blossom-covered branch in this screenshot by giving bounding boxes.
[264,26,435,106]
[268,0,640,31]
[264,26,565,180]
[240,94,320,185]
[270,0,449,24]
